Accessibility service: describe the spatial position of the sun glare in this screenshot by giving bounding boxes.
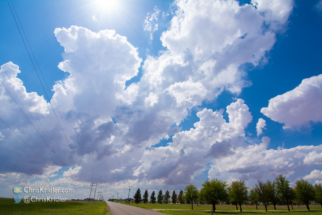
[95,0,119,12]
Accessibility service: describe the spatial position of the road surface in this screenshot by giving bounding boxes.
[107,201,165,215]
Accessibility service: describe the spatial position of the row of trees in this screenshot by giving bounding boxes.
[134,189,185,204]
[132,175,322,212]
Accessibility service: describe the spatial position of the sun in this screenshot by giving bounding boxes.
[95,0,119,12]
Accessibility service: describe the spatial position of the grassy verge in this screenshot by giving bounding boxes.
[116,201,322,214]
[0,198,109,215]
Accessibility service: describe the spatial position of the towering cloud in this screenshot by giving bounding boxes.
[2,0,311,195]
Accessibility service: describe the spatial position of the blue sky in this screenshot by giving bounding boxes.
[0,0,322,199]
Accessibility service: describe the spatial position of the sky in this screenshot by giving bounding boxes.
[0,0,322,200]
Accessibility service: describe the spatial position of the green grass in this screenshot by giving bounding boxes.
[0,198,109,215]
[117,201,322,214]
[159,209,322,215]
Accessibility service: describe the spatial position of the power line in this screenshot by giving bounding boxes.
[0,78,66,166]
[6,0,77,164]
[0,117,48,164]
[269,123,322,148]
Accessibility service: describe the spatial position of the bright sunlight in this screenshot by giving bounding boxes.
[95,0,119,12]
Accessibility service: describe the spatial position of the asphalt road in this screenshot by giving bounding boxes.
[107,201,165,215]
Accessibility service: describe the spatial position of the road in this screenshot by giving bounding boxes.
[106,201,165,215]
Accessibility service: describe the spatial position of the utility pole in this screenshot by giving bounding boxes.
[93,184,99,201]
[97,192,102,201]
[88,183,94,202]
[128,186,132,203]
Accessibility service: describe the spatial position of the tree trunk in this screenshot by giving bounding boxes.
[273,203,276,210]
[212,201,216,212]
[239,202,242,212]
[265,203,267,212]
[191,201,193,210]
[291,201,293,210]
[306,202,310,211]
[286,200,290,211]
[235,203,238,210]
[256,203,258,210]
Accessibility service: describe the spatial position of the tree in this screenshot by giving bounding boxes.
[150,191,156,204]
[228,180,248,212]
[172,190,177,204]
[184,184,199,210]
[315,184,322,207]
[164,190,170,203]
[294,180,315,211]
[255,180,270,212]
[275,174,292,211]
[178,190,184,204]
[133,188,141,204]
[249,188,259,210]
[267,180,278,210]
[143,190,149,203]
[157,190,163,204]
[200,179,228,212]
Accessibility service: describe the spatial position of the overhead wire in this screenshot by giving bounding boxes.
[0,117,48,164]
[0,79,66,166]
[269,123,322,148]
[255,85,322,147]
[6,0,79,165]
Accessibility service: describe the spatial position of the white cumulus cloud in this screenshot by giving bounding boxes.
[261,74,322,129]
[303,169,322,180]
[256,118,266,136]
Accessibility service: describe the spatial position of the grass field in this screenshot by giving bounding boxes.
[0,198,109,215]
[117,201,322,214]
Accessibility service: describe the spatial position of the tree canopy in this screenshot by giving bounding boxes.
[249,188,259,210]
[275,174,292,211]
[200,179,228,212]
[294,179,315,211]
[178,190,184,204]
[255,180,270,212]
[150,191,156,204]
[315,184,322,207]
[143,190,149,203]
[133,188,142,204]
[172,190,177,204]
[267,180,278,210]
[228,180,248,212]
[184,184,199,210]
[164,190,170,204]
[157,190,163,204]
